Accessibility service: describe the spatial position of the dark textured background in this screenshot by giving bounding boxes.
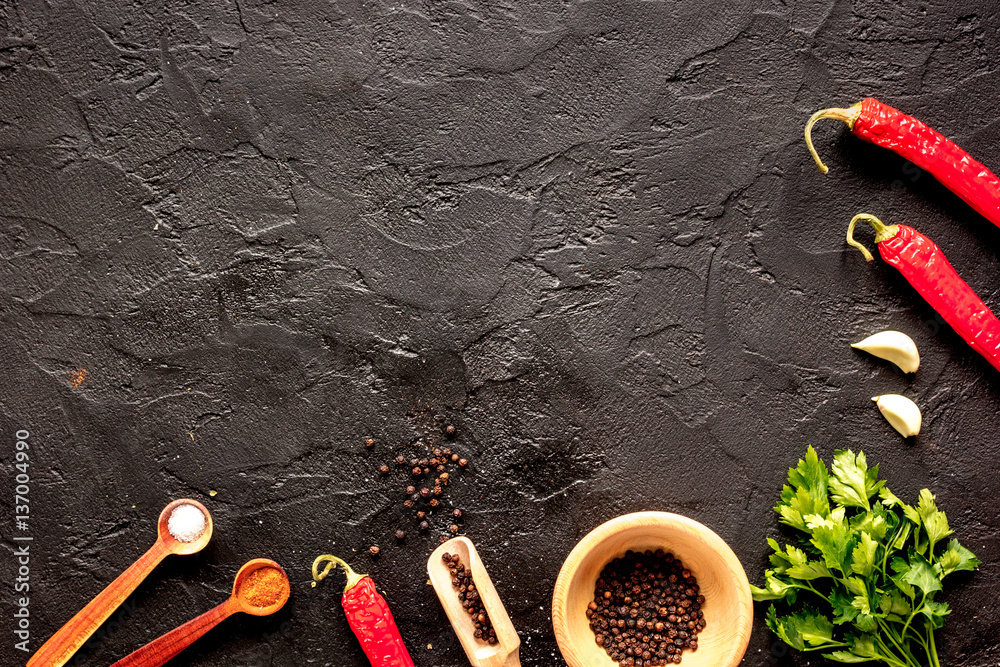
[2,1,999,666]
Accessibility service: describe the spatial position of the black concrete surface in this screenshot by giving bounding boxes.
[2,1,999,666]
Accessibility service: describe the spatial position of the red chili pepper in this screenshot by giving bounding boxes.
[846,213,1000,373]
[806,98,1000,229]
[312,555,415,667]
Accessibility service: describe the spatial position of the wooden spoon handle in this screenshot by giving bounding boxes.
[28,540,170,667]
[109,599,237,667]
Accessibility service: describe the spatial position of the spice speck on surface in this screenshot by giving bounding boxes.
[167,503,207,543]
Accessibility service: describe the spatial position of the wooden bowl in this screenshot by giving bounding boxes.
[552,512,752,667]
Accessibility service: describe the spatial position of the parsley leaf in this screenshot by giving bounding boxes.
[830,449,885,511]
[777,445,831,531]
[939,539,981,576]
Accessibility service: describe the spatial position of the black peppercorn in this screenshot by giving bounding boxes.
[369,545,380,556]
[419,521,430,531]
[365,438,375,448]
[379,464,389,474]
[395,530,405,540]
[452,509,463,519]
[445,424,456,436]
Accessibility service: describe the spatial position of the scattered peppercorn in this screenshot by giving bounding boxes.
[369,546,380,556]
[589,550,705,665]
[443,552,495,644]
[375,420,475,546]
[395,530,406,540]
[452,509,463,519]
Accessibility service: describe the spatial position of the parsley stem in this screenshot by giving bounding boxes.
[874,633,920,667]
[899,591,927,640]
[927,625,940,667]
[877,618,914,665]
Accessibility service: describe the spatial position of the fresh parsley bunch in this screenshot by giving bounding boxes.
[751,446,980,667]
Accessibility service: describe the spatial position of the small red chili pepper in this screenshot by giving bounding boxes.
[312,554,415,667]
[806,98,1000,229]
[846,213,1000,373]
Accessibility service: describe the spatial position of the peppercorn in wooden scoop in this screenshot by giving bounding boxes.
[107,559,290,667]
[428,537,521,667]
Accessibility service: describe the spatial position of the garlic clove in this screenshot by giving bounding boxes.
[872,394,922,437]
[851,330,920,373]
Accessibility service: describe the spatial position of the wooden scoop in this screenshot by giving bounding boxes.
[28,499,213,667]
[428,536,521,667]
[109,558,290,667]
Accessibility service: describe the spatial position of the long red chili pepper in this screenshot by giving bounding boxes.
[846,213,1000,373]
[806,98,1000,229]
[312,555,415,667]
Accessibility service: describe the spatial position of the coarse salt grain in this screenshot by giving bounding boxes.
[168,503,206,542]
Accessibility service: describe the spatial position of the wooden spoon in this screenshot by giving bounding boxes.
[28,499,213,667]
[109,558,290,667]
[428,536,521,667]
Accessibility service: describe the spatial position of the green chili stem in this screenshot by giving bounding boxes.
[847,213,900,263]
[312,554,367,593]
[804,102,863,173]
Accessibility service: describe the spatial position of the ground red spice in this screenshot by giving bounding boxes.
[240,566,286,608]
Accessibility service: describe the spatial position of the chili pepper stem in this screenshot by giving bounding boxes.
[847,214,900,263]
[312,554,367,593]
[805,103,863,173]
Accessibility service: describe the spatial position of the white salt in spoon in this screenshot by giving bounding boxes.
[28,499,213,667]
[428,536,521,667]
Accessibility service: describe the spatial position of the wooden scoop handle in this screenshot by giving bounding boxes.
[28,540,170,667]
[109,598,238,667]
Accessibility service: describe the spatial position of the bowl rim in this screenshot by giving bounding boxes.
[551,511,753,667]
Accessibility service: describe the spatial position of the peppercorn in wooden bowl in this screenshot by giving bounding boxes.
[552,512,752,667]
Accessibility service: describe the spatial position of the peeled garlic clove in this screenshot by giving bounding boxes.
[872,394,921,437]
[851,330,920,373]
